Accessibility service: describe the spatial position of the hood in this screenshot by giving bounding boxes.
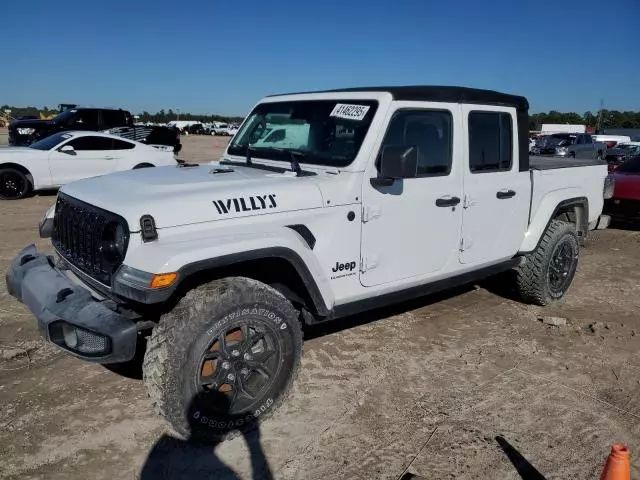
[612,172,640,201]
[0,146,32,154]
[9,118,53,129]
[60,163,326,230]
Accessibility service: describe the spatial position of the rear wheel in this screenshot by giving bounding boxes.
[516,220,579,306]
[143,277,303,442]
[0,168,32,200]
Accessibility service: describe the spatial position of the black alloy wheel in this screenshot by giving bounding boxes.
[0,169,30,199]
[197,321,281,416]
[547,238,578,296]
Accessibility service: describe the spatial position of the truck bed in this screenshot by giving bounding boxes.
[530,156,605,170]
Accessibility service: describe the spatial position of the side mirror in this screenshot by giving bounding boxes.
[59,145,76,155]
[372,145,418,187]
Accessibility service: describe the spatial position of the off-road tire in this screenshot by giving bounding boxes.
[516,220,579,306]
[143,277,302,442]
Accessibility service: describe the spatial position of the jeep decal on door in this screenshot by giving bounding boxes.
[213,194,277,214]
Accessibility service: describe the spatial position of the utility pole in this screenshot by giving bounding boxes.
[177,108,180,122]
[595,98,604,134]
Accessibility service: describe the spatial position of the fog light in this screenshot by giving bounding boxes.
[50,321,111,356]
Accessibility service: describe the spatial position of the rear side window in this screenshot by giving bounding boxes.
[102,110,125,127]
[112,138,135,150]
[67,136,113,151]
[583,134,593,144]
[72,109,100,127]
[379,109,453,177]
[468,112,512,172]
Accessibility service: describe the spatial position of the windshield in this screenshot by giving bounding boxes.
[53,110,76,124]
[29,132,71,151]
[536,135,572,148]
[228,100,378,167]
[617,157,640,173]
[616,144,640,154]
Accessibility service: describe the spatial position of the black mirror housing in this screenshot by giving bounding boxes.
[379,145,418,179]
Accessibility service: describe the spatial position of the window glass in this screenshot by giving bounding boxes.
[468,112,512,172]
[67,136,114,151]
[112,138,135,150]
[228,100,378,167]
[29,132,71,151]
[102,110,125,127]
[68,109,99,127]
[379,110,453,176]
[583,134,593,144]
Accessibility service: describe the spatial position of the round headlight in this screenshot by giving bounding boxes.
[100,222,127,264]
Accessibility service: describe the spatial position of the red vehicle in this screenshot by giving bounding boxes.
[603,157,640,222]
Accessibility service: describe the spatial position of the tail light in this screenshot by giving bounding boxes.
[603,174,615,199]
[605,141,617,149]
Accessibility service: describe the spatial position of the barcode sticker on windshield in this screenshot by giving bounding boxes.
[330,104,370,121]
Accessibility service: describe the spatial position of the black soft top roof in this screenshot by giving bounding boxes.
[270,85,528,110]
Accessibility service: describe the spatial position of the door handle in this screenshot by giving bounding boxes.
[435,196,461,207]
[104,156,115,160]
[496,189,516,199]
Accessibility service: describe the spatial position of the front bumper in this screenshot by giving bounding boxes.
[6,244,138,363]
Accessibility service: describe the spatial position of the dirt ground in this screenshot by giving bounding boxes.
[1,133,640,480]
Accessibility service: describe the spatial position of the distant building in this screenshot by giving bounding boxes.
[541,124,586,134]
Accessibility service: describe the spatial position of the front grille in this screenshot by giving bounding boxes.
[52,193,129,285]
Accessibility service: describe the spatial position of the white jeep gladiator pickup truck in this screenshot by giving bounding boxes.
[6,86,613,441]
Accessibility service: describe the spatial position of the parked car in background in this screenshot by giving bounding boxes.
[592,135,632,149]
[0,131,178,199]
[605,142,640,172]
[531,133,606,159]
[8,107,181,153]
[186,123,206,135]
[603,156,640,222]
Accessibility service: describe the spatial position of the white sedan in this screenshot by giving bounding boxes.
[0,131,178,199]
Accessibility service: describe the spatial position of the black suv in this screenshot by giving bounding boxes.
[9,107,181,152]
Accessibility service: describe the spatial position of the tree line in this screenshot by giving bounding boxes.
[529,110,640,131]
[3,104,640,130]
[0,105,244,124]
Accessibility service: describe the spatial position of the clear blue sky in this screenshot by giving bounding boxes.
[2,0,639,116]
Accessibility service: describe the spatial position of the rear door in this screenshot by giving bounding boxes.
[459,107,530,265]
[49,136,118,184]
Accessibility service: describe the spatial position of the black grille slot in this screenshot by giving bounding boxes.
[52,193,129,285]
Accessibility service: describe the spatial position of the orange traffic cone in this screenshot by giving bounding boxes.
[600,444,631,480]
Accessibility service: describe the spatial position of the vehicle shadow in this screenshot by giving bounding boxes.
[304,284,474,340]
[609,219,640,232]
[140,391,274,480]
[495,436,547,480]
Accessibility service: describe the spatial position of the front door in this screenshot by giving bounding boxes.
[459,107,530,265]
[360,103,464,287]
[49,136,117,185]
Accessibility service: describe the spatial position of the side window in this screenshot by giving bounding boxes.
[583,134,593,144]
[102,110,125,127]
[378,109,452,177]
[66,136,114,151]
[71,110,100,127]
[468,111,512,172]
[112,138,135,150]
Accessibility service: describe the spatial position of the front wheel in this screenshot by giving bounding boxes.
[143,277,303,442]
[0,168,32,200]
[516,220,579,306]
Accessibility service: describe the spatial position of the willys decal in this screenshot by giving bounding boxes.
[213,194,277,214]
